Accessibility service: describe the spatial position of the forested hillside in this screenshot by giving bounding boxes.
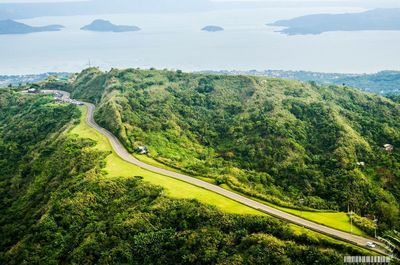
[65,68,400,234]
[207,70,400,95]
[0,89,370,264]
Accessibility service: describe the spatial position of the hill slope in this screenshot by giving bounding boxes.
[65,68,400,233]
[0,90,373,264]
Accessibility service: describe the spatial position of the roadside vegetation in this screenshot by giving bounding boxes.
[0,90,375,264]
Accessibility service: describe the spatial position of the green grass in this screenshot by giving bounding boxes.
[69,107,262,216]
[287,224,375,256]
[135,154,184,173]
[281,207,365,236]
[219,184,366,237]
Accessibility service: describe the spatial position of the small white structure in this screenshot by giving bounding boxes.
[137,146,148,155]
[356,162,365,166]
[27,88,38,93]
[383,144,394,152]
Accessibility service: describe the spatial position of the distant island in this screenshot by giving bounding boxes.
[81,19,141,32]
[201,25,224,32]
[0,19,64,35]
[268,8,400,35]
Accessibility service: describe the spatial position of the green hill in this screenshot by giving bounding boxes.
[0,89,373,264]
[65,68,400,233]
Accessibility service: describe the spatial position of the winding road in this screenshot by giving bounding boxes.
[46,90,385,254]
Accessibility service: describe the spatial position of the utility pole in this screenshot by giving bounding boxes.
[347,176,353,235]
[373,217,378,238]
[349,211,353,235]
[299,198,305,228]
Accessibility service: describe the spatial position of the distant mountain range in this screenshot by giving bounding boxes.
[81,19,140,32]
[0,19,63,34]
[268,8,400,35]
[205,70,400,95]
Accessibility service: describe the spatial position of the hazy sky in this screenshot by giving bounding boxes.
[0,0,84,2]
[0,0,82,2]
[0,0,397,4]
[0,0,399,8]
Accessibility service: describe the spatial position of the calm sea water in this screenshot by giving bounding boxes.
[1,7,400,74]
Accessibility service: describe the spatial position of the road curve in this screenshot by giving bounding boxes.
[46,90,385,253]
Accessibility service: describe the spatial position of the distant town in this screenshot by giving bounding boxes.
[0,72,70,88]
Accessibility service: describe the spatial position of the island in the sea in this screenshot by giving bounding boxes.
[0,19,64,34]
[268,8,400,35]
[201,25,224,32]
[81,19,141,32]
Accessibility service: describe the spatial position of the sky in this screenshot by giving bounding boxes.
[0,0,396,4]
[0,0,398,6]
[0,0,85,2]
[0,0,399,8]
[0,0,82,2]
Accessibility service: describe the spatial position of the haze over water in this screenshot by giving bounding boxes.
[1,5,400,74]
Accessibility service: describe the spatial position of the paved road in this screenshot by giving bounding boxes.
[45,90,386,254]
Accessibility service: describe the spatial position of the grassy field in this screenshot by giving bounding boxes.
[282,207,365,236]
[218,184,366,237]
